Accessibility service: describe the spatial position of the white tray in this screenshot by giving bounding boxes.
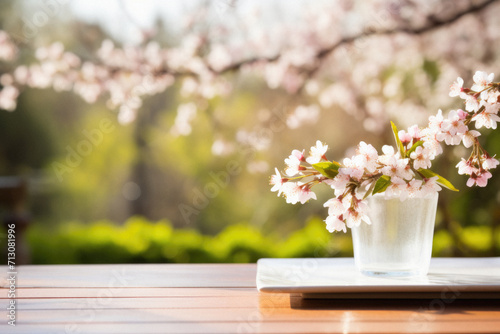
[256,257,500,299]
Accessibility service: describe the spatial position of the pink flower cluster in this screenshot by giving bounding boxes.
[0,31,19,111]
[0,31,17,62]
[0,33,230,123]
[270,137,442,233]
[270,72,500,233]
[446,71,500,186]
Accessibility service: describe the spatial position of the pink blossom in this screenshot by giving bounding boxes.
[0,73,13,86]
[441,110,468,135]
[340,157,364,181]
[464,95,480,112]
[35,42,64,61]
[355,199,371,225]
[462,130,480,148]
[282,182,301,204]
[384,176,406,199]
[484,101,500,115]
[472,110,500,129]
[378,145,399,165]
[325,214,346,233]
[408,124,422,141]
[485,90,500,104]
[407,179,423,198]
[117,105,137,125]
[398,130,412,145]
[410,146,432,170]
[212,139,235,156]
[207,44,232,72]
[462,130,481,148]
[324,174,350,191]
[0,30,17,61]
[13,66,29,85]
[171,102,197,136]
[286,105,320,129]
[284,154,302,176]
[467,171,492,187]
[457,109,468,120]
[281,182,317,204]
[449,77,465,97]
[382,145,396,156]
[291,149,305,161]
[381,156,413,180]
[456,159,477,175]
[306,140,328,164]
[297,184,317,204]
[0,86,19,111]
[339,196,371,228]
[344,208,364,228]
[471,71,494,92]
[428,109,444,132]
[270,168,286,196]
[436,110,468,145]
[264,62,287,90]
[355,141,379,173]
[436,130,463,146]
[420,177,441,197]
[422,137,443,159]
[323,197,346,216]
[482,156,499,170]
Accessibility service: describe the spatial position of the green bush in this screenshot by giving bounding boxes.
[20,216,500,264]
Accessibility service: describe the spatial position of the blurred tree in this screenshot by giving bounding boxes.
[0,0,499,252]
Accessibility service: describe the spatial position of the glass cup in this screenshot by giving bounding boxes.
[351,192,439,277]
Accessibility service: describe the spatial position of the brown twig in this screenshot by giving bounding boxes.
[212,0,498,77]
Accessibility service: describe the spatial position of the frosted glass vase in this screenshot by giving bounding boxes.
[351,192,439,277]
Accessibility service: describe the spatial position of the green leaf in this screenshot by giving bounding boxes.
[418,168,459,192]
[391,121,405,157]
[372,175,391,195]
[407,140,424,155]
[363,179,378,199]
[312,161,340,178]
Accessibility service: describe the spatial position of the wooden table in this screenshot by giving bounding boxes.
[1,263,500,333]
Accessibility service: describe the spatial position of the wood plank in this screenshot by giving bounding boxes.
[3,292,499,311]
[0,287,257,299]
[0,264,257,288]
[2,296,499,321]
[2,264,500,334]
[1,320,500,334]
[9,307,500,324]
[0,296,283,310]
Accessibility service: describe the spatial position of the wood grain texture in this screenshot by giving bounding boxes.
[2,320,500,334]
[1,264,257,288]
[1,263,499,334]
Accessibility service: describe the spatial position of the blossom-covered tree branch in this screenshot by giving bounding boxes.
[0,0,498,127]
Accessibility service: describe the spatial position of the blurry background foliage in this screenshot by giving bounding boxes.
[1,0,500,264]
[26,217,500,264]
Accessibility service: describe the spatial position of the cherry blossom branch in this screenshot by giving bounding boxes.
[1,1,498,131]
[297,0,499,84]
[391,0,497,35]
[270,71,500,233]
[217,0,499,76]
